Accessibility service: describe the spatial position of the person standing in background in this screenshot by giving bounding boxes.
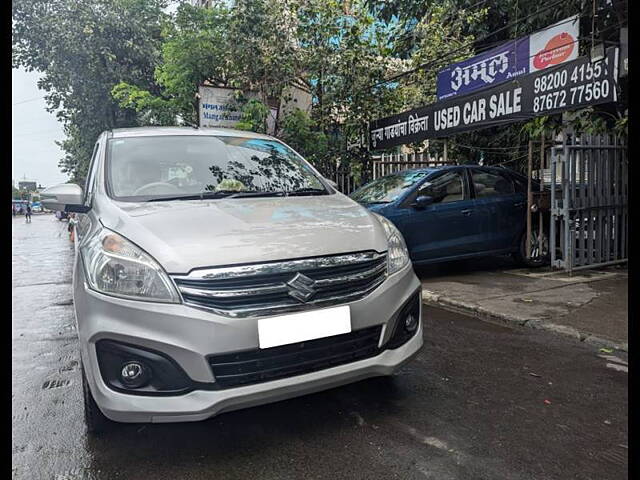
[68,213,77,242]
[25,204,32,223]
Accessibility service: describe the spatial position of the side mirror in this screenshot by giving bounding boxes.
[40,183,89,213]
[324,178,338,189]
[411,195,434,209]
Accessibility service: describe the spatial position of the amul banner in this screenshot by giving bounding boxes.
[437,15,580,100]
[370,48,618,150]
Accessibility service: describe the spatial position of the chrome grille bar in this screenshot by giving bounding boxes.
[172,251,386,281]
[172,251,387,318]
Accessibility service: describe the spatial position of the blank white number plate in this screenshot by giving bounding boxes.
[258,306,351,349]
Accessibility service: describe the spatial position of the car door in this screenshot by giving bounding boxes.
[394,168,482,263]
[468,167,526,251]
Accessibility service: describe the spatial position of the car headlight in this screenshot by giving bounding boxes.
[374,214,409,275]
[81,226,180,303]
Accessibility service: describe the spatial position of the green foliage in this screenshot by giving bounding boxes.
[13,0,628,184]
[614,115,628,137]
[235,99,270,134]
[12,0,168,182]
[521,116,562,138]
[280,109,328,167]
[111,82,182,125]
[228,0,301,101]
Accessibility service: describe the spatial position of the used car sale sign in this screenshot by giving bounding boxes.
[437,15,580,100]
[370,48,618,150]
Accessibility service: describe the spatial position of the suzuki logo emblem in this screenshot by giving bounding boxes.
[286,273,317,303]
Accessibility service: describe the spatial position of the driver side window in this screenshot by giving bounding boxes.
[416,171,465,204]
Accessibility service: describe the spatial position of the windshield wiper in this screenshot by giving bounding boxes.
[147,190,285,202]
[147,191,236,202]
[226,190,286,198]
[286,187,328,196]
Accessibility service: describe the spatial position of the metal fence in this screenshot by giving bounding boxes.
[550,131,628,273]
[330,152,455,196]
[372,152,454,180]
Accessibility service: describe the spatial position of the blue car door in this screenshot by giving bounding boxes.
[391,168,483,263]
[468,167,526,251]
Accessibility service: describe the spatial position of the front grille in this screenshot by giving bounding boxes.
[172,251,387,317]
[207,326,383,389]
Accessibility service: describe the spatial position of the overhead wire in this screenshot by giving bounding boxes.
[370,0,570,89]
[12,96,45,106]
[369,0,622,94]
[390,19,626,98]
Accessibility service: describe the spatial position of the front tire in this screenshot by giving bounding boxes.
[81,362,111,435]
[515,229,550,268]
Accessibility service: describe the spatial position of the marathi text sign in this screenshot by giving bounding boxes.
[370,48,618,150]
[198,86,243,128]
[437,15,579,100]
[437,38,529,100]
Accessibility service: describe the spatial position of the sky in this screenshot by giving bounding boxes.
[12,68,68,189]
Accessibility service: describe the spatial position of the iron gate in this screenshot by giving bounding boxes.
[550,131,628,273]
[330,152,456,196]
[372,152,454,180]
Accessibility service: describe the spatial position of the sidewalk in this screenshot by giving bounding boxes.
[416,256,628,352]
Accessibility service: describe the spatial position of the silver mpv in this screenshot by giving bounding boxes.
[41,127,423,433]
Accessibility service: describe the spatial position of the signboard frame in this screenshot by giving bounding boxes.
[436,15,580,100]
[370,48,619,150]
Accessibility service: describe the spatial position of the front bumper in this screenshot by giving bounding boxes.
[73,258,423,423]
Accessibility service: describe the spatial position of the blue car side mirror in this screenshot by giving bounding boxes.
[411,195,434,209]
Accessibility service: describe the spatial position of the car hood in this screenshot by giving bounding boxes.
[97,194,388,273]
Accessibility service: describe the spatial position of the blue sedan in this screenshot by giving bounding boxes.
[350,165,548,267]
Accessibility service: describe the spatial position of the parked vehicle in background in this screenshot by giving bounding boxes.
[31,202,42,213]
[40,127,423,434]
[351,166,549,268]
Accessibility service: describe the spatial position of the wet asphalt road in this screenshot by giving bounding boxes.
[12,215,627,479]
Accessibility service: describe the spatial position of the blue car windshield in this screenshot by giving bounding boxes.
[351,171,430,204]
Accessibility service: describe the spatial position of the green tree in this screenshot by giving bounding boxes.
[280,108,329,166]
[113,2,235,126]
[12,0,168,182]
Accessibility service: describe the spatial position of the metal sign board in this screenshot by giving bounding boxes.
[198,86,243,128]
[370,48,618,150]
[528,15,580,72]
[436,15,580,100]
[437,38,530,100]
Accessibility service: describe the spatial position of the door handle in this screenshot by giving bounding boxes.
[514,202,525,207]
[460,209,472,216]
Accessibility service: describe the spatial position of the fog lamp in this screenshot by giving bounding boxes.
[404,314,418,333]
[120,361,149,388]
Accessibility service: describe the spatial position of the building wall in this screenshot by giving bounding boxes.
[18,181,37,192]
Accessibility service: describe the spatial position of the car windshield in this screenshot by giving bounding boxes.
[106,135,327,201]
[350,170,430,204]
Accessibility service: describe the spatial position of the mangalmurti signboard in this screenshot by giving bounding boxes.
[198,86,243,128]
[437,15,580,100]
[370,48,618,150]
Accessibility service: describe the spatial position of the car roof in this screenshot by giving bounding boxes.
[108,126,277,141]
[389,164,520,176]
